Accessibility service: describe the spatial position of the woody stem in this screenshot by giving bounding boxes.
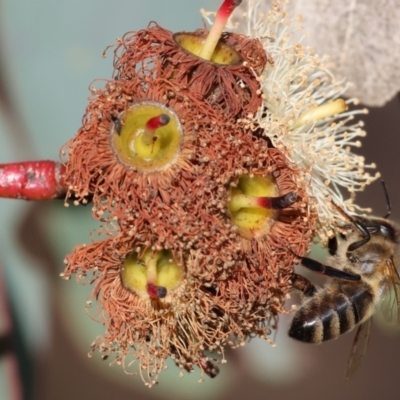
[0,160,67,200]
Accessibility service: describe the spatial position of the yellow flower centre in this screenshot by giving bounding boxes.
[174,32,241,65]
[120,249,183,300]
[112,102,183,172]
[228,175,293,240]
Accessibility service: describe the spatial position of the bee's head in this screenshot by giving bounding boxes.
[355,216,399,243]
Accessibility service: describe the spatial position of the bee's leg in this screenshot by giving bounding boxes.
[332,202,372,253]
[291,273,316,297]
[328,232,351,256]
[347,220,371,252]
[328,236,338,256]
[299,256,361,281]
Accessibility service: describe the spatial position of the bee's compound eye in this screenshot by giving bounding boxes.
[380,225,392,238]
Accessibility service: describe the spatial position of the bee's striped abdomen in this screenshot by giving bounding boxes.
[289,283,374,343]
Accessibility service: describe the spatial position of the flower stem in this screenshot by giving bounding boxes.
[198,0,242,60]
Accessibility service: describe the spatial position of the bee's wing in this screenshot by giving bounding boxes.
[345,318,371,383]
[379,257,400,325]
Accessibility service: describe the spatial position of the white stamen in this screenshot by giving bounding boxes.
[203,0,378,240]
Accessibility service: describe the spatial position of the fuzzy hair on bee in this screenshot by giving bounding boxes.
[288,182,400,380]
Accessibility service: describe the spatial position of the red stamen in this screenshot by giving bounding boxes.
[0,160,67,200]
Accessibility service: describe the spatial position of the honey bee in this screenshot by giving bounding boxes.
[289,182,400,380]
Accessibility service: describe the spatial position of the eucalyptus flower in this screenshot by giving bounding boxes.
[59,0,379,387]
[202,0,379,241]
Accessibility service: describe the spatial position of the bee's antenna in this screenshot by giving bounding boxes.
[381,179,391,219]
[331,201,356,224]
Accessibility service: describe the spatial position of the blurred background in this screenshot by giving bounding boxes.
[0,1,400,399]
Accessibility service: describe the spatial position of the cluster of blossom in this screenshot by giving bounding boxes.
[57,0,376,386]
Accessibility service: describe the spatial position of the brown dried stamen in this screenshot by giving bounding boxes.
[112,25,266,119]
